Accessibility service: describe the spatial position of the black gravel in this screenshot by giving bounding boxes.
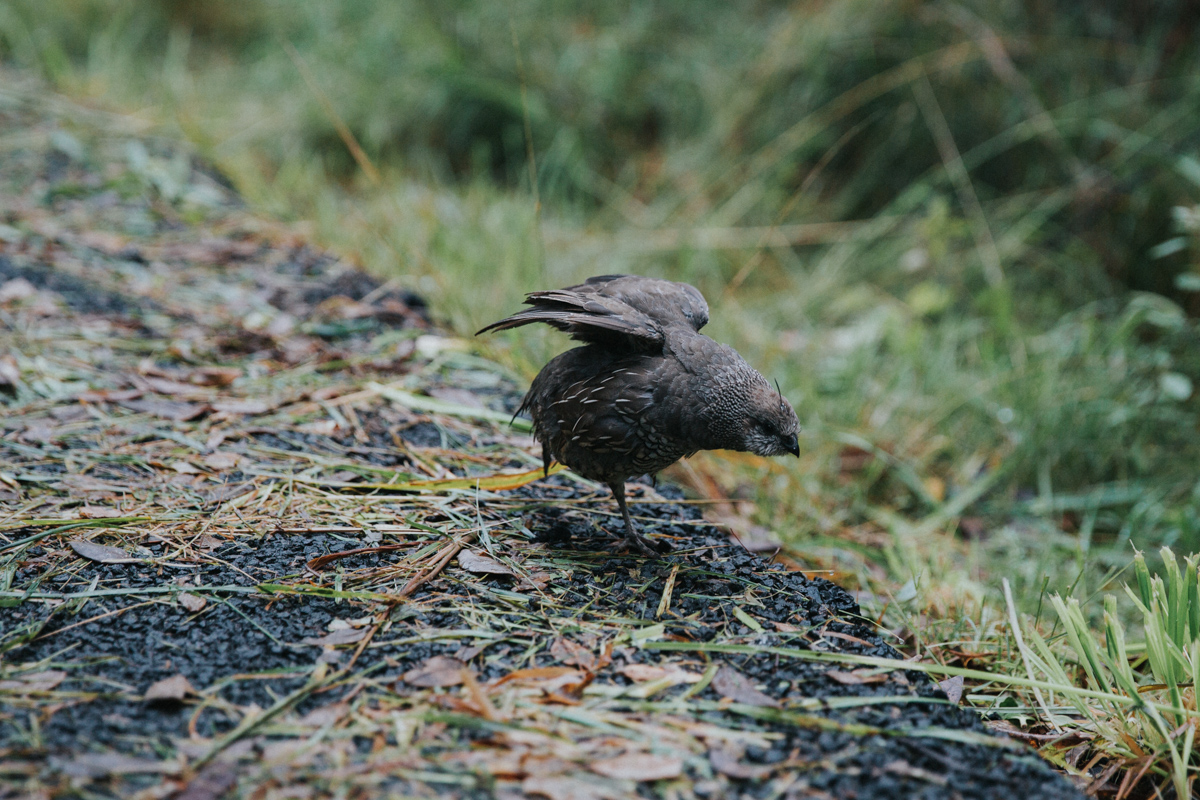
[0,255,149,317]
[3,486,1085,800]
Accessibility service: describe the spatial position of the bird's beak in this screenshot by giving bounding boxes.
[785,433,800,457]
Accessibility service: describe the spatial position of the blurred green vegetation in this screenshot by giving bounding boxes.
[4,0,1200,618]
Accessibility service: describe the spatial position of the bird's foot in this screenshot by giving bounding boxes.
[609,481,670,556]
[618,529,671,556]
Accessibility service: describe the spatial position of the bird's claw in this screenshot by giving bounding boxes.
[619,529,670,556]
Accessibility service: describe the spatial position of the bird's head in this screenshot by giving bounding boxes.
[739,378,800,457]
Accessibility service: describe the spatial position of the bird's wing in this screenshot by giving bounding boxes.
[567,275,709,332]
[477,276,710,350]
[476,285,666,351]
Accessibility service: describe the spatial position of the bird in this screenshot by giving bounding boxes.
[478,274,800,555]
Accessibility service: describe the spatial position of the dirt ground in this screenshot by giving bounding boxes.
[0,73,1084,799]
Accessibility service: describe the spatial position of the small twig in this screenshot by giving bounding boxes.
[339,614,384,675]
[461,667,499,721]
[306,542,422,571]
[656,564,680,620]
[398,539,466,599]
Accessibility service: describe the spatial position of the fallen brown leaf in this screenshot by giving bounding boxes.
[19,423,61,444]
[212,399,272,415]
[711,665,778,708]
[309,386,343,402]
[402,656,468,687]
[312,295,375,320]
[826,669,889,686]
[297,702,349,728]
[69,540,140,564]
[75,388,142,403]
[516,571,553,591]
[938,674,965,704]
[118,397,209,421]
[175,761,238,800]
[550,637,596,671]
[620,664,701,684]
[0,354,20,391]
[522,776,621,800]
[178,593,207,613]
[140,376,204,396]
[189,366,242,387]
[144,674,194,701]
[711,508,782,553]
[458,549,515,577]
[156,238,260,265]
[427,387,486,408]
[490,666,582,687]
[297,419,344,436]
[542,670,594,704]
[49,405,90,422]
[302,628,369,647]
[518,754,573,778]
[57,475,132,494]
[0,670,67,693]
[0,277,37,304]
[202,482,255,504]
[589,752,682,781]
[455,643,487,662]
[202,452,241,470]
[708,745,774,780]
[78,506,126,519]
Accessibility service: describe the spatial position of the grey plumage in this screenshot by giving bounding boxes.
[479,274,799,554]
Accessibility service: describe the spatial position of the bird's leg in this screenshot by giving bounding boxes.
[608,480,656,556]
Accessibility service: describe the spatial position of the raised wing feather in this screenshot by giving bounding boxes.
[476,306,664,348]
[566,275,709,332]
[477,275,710,352]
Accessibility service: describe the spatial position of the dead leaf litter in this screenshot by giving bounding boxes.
[0,70,1081,799]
